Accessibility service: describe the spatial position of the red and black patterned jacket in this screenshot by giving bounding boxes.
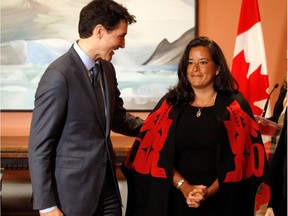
[122,92,270,216]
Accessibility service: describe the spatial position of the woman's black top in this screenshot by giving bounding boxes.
[169,104,228,216]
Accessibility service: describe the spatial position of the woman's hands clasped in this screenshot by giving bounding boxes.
[179,182,207,208]
[180,179,219,208]
[172,169,219,209]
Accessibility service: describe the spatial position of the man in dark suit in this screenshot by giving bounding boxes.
[28,1,143,215]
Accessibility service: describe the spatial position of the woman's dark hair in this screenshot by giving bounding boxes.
[166,36,239,106]
[78,0,136,38]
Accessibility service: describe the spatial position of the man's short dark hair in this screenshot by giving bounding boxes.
[79,0,136,38]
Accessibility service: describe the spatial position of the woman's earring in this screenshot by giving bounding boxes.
[216,70,220,75]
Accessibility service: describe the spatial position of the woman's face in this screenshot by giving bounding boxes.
[186,46,218,91]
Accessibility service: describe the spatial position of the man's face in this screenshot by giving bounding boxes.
[99,20,128,61]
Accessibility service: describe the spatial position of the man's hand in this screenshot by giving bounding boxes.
[40,208,63,216]
[265,207,275,216]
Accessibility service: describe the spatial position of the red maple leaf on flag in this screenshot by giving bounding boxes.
[232,50,269,115]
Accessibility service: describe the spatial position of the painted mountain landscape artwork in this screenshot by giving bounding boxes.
[1,0,196,110]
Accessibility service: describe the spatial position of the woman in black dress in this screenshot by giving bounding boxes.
[123,37,270,216]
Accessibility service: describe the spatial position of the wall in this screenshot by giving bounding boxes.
[198,0,287,108]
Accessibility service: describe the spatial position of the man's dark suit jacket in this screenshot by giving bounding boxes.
[28,46,143,215]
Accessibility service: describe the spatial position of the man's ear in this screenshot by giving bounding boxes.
[93,24,104,39]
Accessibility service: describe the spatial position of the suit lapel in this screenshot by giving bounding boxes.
[70,48,107,131]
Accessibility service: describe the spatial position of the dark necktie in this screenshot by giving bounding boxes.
[90,64,100,87]
[91,64,106,125]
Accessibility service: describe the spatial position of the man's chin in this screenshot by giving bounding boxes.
[102,52,114,61]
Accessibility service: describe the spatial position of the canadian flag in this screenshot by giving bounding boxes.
[232,0,271,213]
[232,0,269,116]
